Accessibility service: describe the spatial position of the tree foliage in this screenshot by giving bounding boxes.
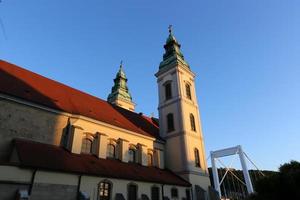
[247,160,300,200]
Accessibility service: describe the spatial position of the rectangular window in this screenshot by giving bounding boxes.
[186,189,191,200]
[195,148,201,168]
[151,187,160,200]
[128,184,137,200]
[99,182,111,200]
[171,188,178,198]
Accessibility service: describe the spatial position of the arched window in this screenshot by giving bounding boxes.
[81,138,93,154]
[194,148,201,168]
[186,83,192,100]
[190,114,196,132]
[171,188,178,199]
[151,186,160,200]
[99,181,112,200]
[128,184,138,200]
[107,143,116,159]
[128,146,137,163]
[167,113,175,132]
[165,82,172,100]
[147,153,153,166]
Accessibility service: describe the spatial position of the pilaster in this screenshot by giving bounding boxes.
[137,143,148,166]
[154,149,165,169]
[94,132,108,159]
[118,138,129,163]
[67,125,84,154]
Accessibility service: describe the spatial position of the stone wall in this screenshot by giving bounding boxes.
[0,182,77,200]
[0,183,29,200]
[0,166,191,200]
[30,183,77,200]
[0,98,68,161]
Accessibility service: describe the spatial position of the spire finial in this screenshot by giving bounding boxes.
[160,25,190,70]
[107,61,135,111]
[120,60,123,68]
[168,25,173,34]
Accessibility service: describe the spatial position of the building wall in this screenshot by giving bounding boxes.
[31,183,78,200]
[0,165,190,200]
[156,65,211,199]
[0,97,68,161]
[65,115,163,167]
[70,117,155,151]
[165,134,186,172]
[181,173,211,200]
[0,165,32,200]
[0,65,201,199]
[156,66,209,172]
[114,99,135,111]
[0,96,164,168]
[0,183,30,200]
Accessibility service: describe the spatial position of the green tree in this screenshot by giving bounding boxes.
[247,160,300,200]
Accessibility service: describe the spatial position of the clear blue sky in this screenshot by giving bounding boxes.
[0,0,299,171]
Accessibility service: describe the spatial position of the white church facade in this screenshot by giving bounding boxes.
[0,29,218,200]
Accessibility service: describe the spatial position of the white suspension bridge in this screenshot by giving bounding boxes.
[208,145,266,200]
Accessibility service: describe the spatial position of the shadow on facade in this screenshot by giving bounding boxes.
[0,68,66,161]
[0,65,78,199]
[111,105,160,139]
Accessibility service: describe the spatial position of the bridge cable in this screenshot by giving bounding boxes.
[217,158,247,186]
[243,152,265,177]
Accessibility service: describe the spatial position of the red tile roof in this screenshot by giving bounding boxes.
[14,139,190,186]
[0,60,160,139]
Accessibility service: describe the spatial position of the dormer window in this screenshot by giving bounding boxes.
[81,138,93,154]
[147,153,153,166]
[165,82,172,100]
[107,143,116,159]
[128,145,137,163]
[106,139,118,159]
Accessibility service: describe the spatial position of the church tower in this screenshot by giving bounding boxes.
[155,27,211,198]
[108,62,135,111]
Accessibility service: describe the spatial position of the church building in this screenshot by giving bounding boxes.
[0,29,216,200]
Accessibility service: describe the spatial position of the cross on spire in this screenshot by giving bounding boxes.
[168,25,173,34]
[120,60,123,68]
[159,25,190,70]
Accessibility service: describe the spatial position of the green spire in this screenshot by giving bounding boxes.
[107,61,133,105]
[159,25,189,70]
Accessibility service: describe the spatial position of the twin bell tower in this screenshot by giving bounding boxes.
[108,27,212,199]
